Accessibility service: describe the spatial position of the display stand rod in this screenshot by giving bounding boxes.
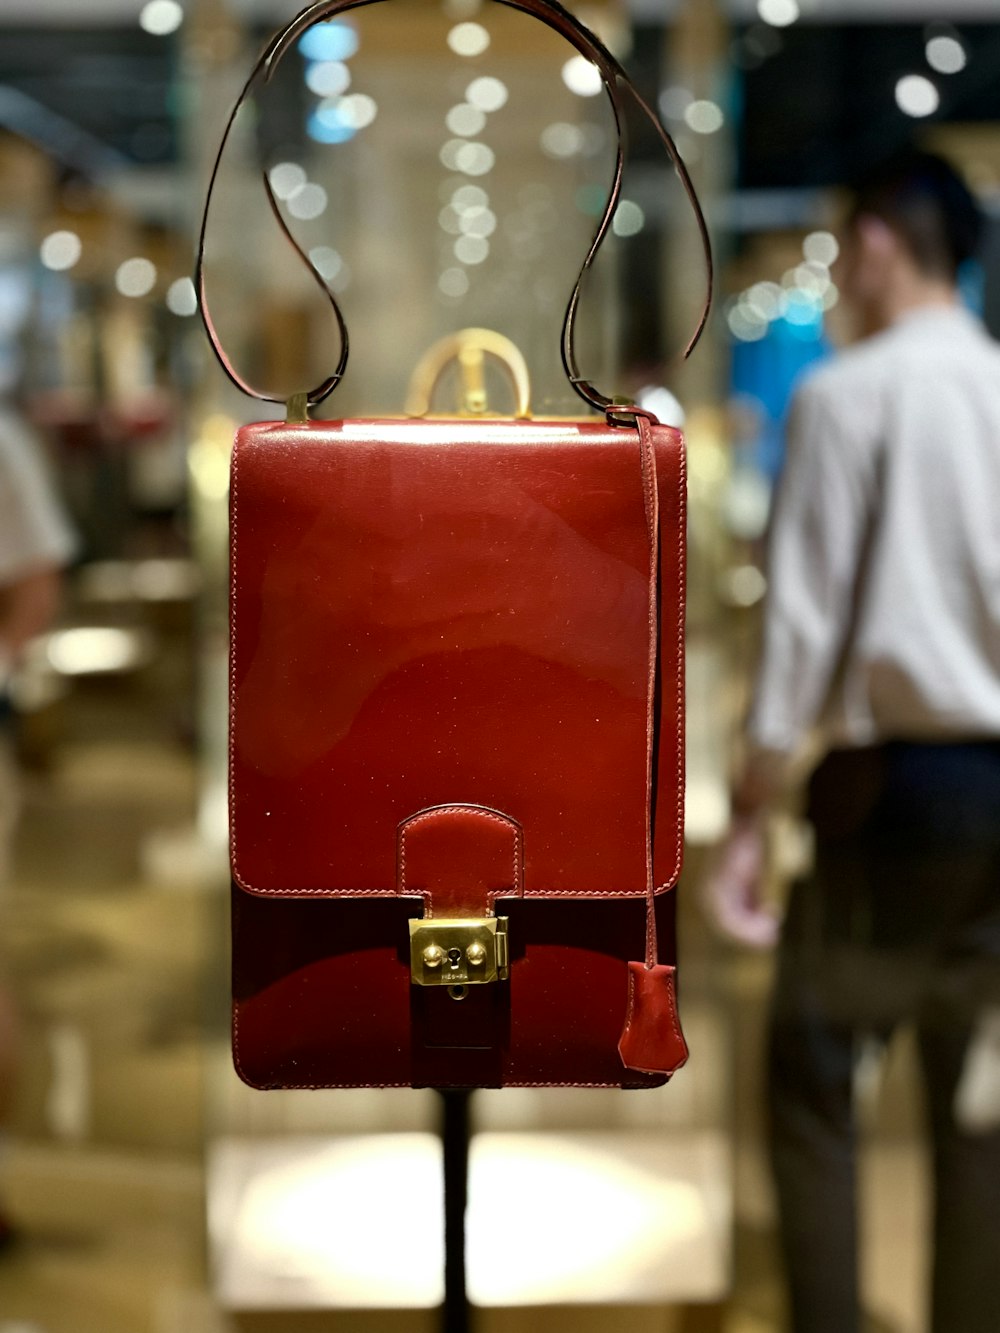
[440,1090,473,1333]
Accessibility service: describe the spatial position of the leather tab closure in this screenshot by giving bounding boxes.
[399,804,519,1065]
[397,804,523,917]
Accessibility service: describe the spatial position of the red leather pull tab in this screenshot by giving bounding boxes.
[618,962,688,1076]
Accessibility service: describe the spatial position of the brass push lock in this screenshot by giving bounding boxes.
[409,917,509,987]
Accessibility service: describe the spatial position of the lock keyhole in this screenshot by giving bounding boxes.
[447,947,462,970]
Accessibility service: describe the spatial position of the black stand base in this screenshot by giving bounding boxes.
[440,1090,473,1333]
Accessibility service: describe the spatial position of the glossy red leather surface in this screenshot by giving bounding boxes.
[230,418,684,899]
[232,887,681,1088]
[229,416,687,1088]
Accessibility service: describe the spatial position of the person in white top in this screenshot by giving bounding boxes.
[706,152,1000,1333]
[0,399,75,1251]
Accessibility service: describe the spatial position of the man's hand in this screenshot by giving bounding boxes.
[701,813,781,950]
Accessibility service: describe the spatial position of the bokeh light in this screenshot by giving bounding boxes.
[299,21,359,63]
[40,230,82,272]
[115,257,157,298]
[926,35,966,75]
[139,0,183,36]
[466,77,508,113]
[562,56,603,98]
[166,276,197,316]
[895,74,939,117]
[447,23,490,57]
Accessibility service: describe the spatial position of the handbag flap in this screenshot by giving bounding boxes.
[229,418,684,900]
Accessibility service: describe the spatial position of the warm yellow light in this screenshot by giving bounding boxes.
[562,56,603,98]
[115,257,156,298]
[40,230,81,272]
[447,22,490,57]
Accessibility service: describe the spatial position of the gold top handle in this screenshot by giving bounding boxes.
[405,328,532,419]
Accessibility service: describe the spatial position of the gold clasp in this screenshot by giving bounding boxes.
[409,917,509,987]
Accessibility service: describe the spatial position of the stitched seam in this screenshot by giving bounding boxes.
[233,876,650,900]
[672,435,686,892]
[398,805,522,907]
[621,965,636,1041]
[664,964,685,1054]
[233,868,400,897]
[640,421,657,967]
[228,435,240,882]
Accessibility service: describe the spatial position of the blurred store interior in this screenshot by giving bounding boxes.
[0,0,998,1330]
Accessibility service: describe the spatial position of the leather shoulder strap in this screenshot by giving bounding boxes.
[196,0,713,414]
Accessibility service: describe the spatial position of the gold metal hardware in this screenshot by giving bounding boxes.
[409,917,509,987]
[285,391,309,423]
[405,328,532,419]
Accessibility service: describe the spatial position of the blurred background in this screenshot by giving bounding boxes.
[0,1,998,1331]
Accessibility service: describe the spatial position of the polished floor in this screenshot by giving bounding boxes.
[0,630,931,1332]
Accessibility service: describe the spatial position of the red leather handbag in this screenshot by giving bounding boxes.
[198,0,712,1090]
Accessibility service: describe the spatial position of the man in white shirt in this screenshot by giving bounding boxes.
[0,400,75,1250]
[708,152,1000,1333]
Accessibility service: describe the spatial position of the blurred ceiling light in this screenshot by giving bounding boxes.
[926,35,966,75]
[305,60,352,98]
[46,627,152,676]
[452,184,489,212]
[822,283,840,311]
[454,234,490,265]
[307,112,354,144]
[757,0,799,27]
[612,199,645,237]
[268,162,307,200]
[746,280,783,321]
[722,563,767,608]
[115,257,157,298]
[139,0,183,36]
[447,23,491,57]
[166,276,197,316]
[338,93,378,129]
[783,288,822,325]
[895,74,939,117]
[794,261,831,295]
[562,56,603,98]
[40,230,81,272]
[308,246,343,281]
[446,103,487,137]
[727,301,768,343]
[299,20,359,63]
[637,385,685,428]
[540,122,584,158]
[803,229,839,266]
[440,139,466,171]
[466,76,508,112]
[455,142,495,176]
[287,182,329,219]
[659,86,693,121]
[459,205,496,238]
[684,99,724,134]
[438,205,463,235]
[439,267,470,297]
